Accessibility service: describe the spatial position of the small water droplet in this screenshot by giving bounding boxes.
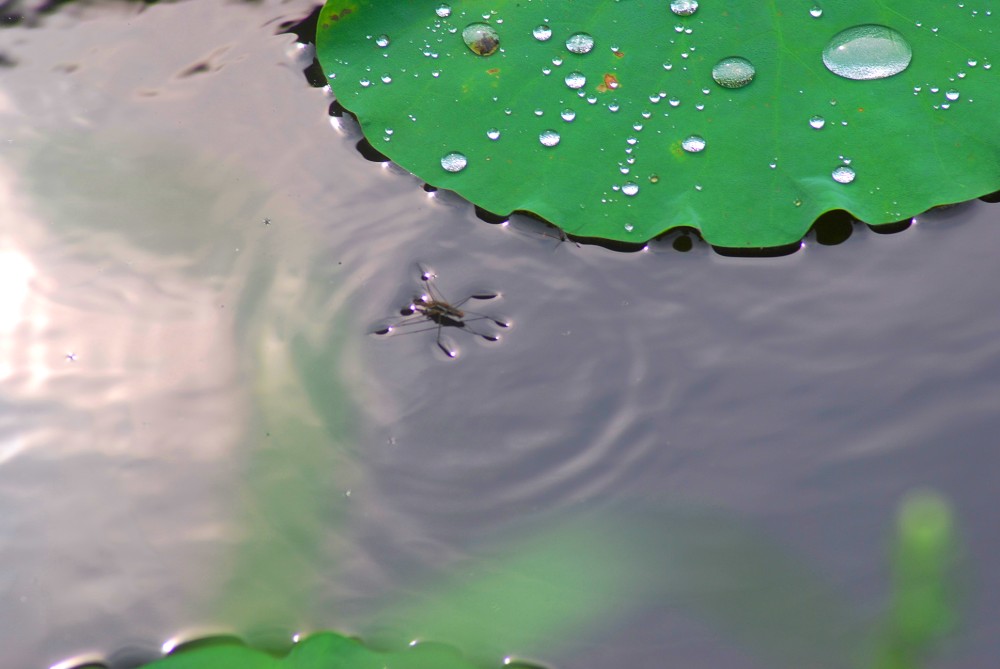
[561,108,577,122]
[534,108,544,116]
[463,23,500,56]
[967,58,978,67]
[539,129,561,147]
[532,24,552,41]
[486,128,501,140]
[375,34,390,48]
[622,182,639,196]
[565,71,587,89]
[649,174,660,183]
[832,165,856,183]
[435,3,451,18]
[945,89,960,100]
[566,32,595,54]
[380,74,392,84]
[809,5,823,18]
[682,135,706,152]
[441,152,467,172]
[822,24,913,80]
[609,102,621,112]
[712,56,756,88]
[809,115,826,129]
[624,222,635,231]
[670,0,699,16]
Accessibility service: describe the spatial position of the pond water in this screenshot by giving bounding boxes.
[2,2,999,668]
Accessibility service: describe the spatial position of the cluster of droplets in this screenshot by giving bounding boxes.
[417,6,934,208]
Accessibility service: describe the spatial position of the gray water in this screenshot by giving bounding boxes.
[1,2,999,668]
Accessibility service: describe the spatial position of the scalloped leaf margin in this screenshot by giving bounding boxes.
[316,1,1000,248]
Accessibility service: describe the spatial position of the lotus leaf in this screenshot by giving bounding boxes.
[316,1,1000,248]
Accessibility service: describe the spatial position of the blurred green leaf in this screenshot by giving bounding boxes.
[317,1,1000,247]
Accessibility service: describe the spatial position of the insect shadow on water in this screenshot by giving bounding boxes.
[372,267,509,359]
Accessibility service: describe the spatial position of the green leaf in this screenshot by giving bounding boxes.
[142,632,479,669]
[316,1,1000,248]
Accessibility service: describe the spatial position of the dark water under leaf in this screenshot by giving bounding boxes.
[1,2,999,668]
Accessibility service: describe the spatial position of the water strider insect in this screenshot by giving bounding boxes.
[372,267,509,358]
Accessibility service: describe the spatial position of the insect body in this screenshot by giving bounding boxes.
[373,269,508,358]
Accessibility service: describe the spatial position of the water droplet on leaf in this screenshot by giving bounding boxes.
[565,71,587,89]
[561,108,577,122]
[832,165,856,183]
[375,35,390,48]
[463,23,500,56]
[809,5,823,18]
[435,4,452,18]
[945,89,960,101]
[822,24,913,80]
[622,182,639,196]
[441,152,468,172]
[669,0,699,16]
[809,115,826,129]
[539,130,561,147]
[712,57,756,89]
[682,135,706,152]
[532,24,552,41]
[566,32,595,54]
[486,128,501,140]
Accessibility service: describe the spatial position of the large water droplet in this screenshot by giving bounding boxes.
[681,135,706,152]
[565,71,587,89]
[375,34,390,48]
[539,130,561,147]
[711,57,756,89]
[441,152,467,172]
[463,23,500,56]
[566,33,595,54]
[832,165,856,183]
[809,115,826,129]
[435,4,452,18]
[622,182,640,196]
[945,89,960,101]
[809,5,823,18]
[822,25,913,80]
[532,24,552,41]
[486,128,501,140]
[561,108,577,122]
[669,0,699,16]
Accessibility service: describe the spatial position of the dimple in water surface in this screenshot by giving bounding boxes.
[822,24,913,80]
